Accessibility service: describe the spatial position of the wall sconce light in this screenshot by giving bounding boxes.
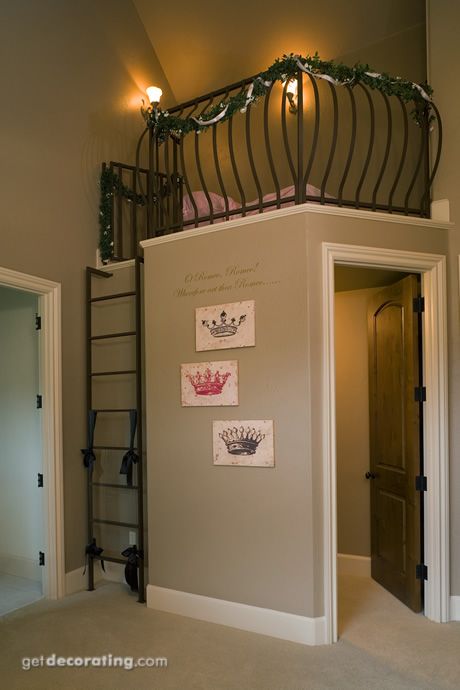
[285,79,298,114]
[141,85,163,121]
[146,85,163,106]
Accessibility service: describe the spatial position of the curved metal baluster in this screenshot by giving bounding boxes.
[404,117,426,215]
[135,127,149,201]
[337,85,356,206]
[213,124,229,220]
[149,131,158,237]
[131,168,137,254]
[264,83,280,208]
[371,91,392,210]
[302,76,320,198]
[355,84,375,209]
[246,103,263,211]
[420,103,443,216]
[297,72,305,203]
[195,135,214,224]
[179,103,199,226]
[388,97,408,213]
[161,135,172,233]
[213,89,230,220]
[154,129,162,234]
[135,127,150,238]
[320,83,338,203]
[281,80,297,191]
[171,106,184,231]
[195,96,215,223]
[228,89,246,215]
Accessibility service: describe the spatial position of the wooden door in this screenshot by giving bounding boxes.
[368,275,423,612]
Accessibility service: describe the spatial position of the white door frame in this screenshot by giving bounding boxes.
[322,243,449,644]
[0,266,64,599]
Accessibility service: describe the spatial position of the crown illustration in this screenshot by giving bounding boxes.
[219,426,265,456]
[187,368,231,396]
[202,311,246,338]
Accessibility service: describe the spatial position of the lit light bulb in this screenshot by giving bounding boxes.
[146,86,162,104]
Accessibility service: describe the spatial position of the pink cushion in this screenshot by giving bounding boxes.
[182,185,329,223]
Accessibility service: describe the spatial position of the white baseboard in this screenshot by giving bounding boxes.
[147,585,326,646]
[450,596,460,621]
[0,553,41,583]
[337,553,371,577]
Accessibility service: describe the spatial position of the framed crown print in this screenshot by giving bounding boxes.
[195,300,255,352]
[181,361,238,407]
[213,420,274,467]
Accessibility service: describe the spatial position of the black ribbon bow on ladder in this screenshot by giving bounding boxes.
[121,545,143,592]
[81,410,98,470]
[83,538,105,574]
[119,409,139,487]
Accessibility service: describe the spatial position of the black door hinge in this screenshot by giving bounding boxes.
[416,563,428,580]
[38,473,43,488]
[39,552,45,566]
[414,386,426,402]
[35,313,42,330]
[413,296,425,313]
[36,394,43,409]
[415,475,427,492]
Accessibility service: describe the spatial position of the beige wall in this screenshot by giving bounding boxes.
[0,0,172,573]
[335,288,374,557]
[134,0,425,103]
[144,216,314,616]
[143,209,448,618]
[428,0,460,595]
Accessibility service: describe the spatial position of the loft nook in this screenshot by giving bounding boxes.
[2,4,459,685]
[99,53,442,263]
[80,51,449,643]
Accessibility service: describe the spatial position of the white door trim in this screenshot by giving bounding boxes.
[0,266,64,599]
[321,243,449,644]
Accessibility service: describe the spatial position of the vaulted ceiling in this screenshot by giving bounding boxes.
[133,0,426,105]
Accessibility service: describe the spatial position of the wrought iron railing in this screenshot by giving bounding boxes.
[102,68,442,262]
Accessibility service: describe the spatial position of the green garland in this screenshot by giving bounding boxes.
[144,52,434,140]
[99,167,145,262]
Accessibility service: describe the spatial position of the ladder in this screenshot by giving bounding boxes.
[83,256,145,603]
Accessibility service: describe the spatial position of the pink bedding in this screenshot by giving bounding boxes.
[182,184,327,224]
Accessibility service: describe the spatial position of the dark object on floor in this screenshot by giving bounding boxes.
[121,546,143,592]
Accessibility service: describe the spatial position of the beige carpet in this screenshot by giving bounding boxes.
[1,575,459,690]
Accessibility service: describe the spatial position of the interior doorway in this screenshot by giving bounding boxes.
[0,266,64,609]
[0,286,44,613]
[321,243,449,645]
[334,266,424,632]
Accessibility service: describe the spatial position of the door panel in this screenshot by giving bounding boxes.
[368,275,422,612]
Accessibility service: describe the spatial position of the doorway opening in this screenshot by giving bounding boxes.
[0,267,64,612]
[321,243,449,645]
[334,266,424,634]
[0,286,44,613]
